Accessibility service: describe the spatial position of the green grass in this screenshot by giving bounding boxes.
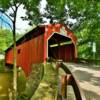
[0,61,58,100]
[31,63,58,100]
[0,59,5,70]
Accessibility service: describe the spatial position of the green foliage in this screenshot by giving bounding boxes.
[0,1,41,99]
[0,59,4,70]
[67,1,100,60]
[0,28,22,53]
[18,63,44,100]
[76,21,100,59]
[31,63,58,100]
[24,0,67,25]
[20,0,41,25]
[0,0,10,11]
[0,29,13,53]
[0,0,99,60]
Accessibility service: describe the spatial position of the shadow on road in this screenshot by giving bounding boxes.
[65,63,100,100]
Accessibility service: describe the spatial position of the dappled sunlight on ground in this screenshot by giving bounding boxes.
[65,63,100,100]
[80,81,100,95]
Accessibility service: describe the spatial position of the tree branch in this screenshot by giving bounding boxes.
[10,6,15,12]
[13,0,16,7]
[0,9,13,22]
[17,3,21,8]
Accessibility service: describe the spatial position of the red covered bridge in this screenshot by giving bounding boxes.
[5,24,77,76]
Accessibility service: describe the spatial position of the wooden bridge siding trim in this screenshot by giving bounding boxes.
[44,24,77,61]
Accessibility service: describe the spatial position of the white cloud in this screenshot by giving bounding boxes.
[5,0,47,33]
[7,5,32,34]
[67,18,77,24]
[16,5,32,34]
[40,0,47,14]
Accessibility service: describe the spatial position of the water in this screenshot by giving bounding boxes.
[0,70,26,100]
[0,71,13,100]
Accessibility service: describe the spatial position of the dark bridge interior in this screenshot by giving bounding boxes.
[48,33,75,61]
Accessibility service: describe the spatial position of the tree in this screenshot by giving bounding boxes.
[24,0,99,28]
[24,0,100,59]
[49,0,100,59]
[71,1,100,59]
[0,1,21,99]
[0,0,40,99]
[24,0,68,25]
[0,0,99,99]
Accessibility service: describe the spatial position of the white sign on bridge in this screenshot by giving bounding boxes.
[60,26,67,36]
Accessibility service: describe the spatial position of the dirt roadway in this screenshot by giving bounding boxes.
[65,63,100,100]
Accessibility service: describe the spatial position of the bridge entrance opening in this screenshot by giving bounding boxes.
[48,33,75,62]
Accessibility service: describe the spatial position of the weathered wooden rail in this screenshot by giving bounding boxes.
[56,61,86,100]
[75,58,100,65]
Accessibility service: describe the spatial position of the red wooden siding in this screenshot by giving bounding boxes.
[5,24,77,76]
[5,48,13,65]
[17,34,44,75]
[6,34,44,76]
[49,44,75,62]
[44,24,77,61]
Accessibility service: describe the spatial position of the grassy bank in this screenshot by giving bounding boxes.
[31,63,58,100]
[0,59,26,100]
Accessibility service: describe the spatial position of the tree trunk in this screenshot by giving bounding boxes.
[13,31,17,100]
[13,9,17,100]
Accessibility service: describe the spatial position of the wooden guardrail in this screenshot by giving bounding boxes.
[56,61,86,100]
[75,58,100,65]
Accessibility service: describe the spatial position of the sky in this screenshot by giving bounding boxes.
[0,5,32,34]
[15,5,32,33]
[0,0,46,34]
[0,12,12,29]
[0,0,76,34]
